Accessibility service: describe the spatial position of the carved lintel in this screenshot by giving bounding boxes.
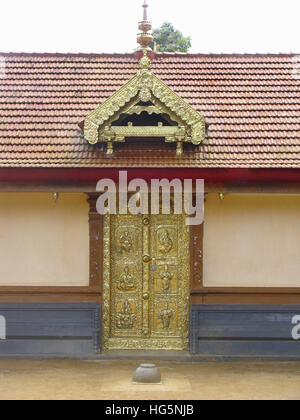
[102,125,186,140]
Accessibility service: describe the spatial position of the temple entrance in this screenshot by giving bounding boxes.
[102,213,190,350]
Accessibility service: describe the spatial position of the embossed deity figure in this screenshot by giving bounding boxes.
[116,299,136,329]
[158,229,173,254]
[119,230,133,254]
[159,303,174,329]
[159,264,173,292]
[117,266,136,291]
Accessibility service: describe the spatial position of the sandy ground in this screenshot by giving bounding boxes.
[0,360,299,400]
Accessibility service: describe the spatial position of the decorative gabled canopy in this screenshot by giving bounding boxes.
[83,1,205,155]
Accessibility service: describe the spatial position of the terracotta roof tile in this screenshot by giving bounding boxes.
[0,52,300,168]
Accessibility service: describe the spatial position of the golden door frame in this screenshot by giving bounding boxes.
[102,213,190,351]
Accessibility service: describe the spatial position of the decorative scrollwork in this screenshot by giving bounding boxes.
[137,69,153,102]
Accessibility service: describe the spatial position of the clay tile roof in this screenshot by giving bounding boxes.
[0,52,300,168]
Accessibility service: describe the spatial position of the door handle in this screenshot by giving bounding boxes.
[143,254,150,263]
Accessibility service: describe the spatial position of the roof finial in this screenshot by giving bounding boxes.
[143,0,148,21]
[137,0,153,51]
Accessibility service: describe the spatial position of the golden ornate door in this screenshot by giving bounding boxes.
[102,213,190,350]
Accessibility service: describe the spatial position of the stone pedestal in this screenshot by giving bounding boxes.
[133,363,161,384]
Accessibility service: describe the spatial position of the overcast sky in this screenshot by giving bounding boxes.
[1,0,299,54]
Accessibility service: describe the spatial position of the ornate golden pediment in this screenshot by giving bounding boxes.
[84,52,206,156]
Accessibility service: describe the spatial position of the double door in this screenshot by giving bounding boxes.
[102,213,190,350]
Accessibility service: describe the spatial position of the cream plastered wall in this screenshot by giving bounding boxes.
[0,193,89,286]
[204,194,300,287]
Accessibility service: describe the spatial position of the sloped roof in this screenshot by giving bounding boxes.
[0,52,299,168]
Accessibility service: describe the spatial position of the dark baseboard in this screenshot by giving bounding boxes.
[0,303,101,355]
[190,304,300,357]
[0,303,299,358]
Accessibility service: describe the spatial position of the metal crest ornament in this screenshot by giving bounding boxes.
[83,2,205,156]
[83,65,206,155]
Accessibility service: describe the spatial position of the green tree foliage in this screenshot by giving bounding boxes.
[151,22,191,53]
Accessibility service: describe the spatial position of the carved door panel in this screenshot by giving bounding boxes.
[102,213,190,350]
